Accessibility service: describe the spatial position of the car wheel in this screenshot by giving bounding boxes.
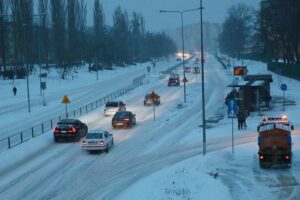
[105,145,109,153]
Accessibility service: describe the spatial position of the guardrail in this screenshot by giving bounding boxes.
[0,74,146,151]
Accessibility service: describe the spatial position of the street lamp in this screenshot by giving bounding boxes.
[199,0,206,156]
[160,8,201,103]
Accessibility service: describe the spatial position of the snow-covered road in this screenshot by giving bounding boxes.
[1,55,299,200]
[0,55,233,199]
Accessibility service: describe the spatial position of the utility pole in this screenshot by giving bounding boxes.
[200,0,206,155]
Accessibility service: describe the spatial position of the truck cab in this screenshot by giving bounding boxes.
[257,115,294,168]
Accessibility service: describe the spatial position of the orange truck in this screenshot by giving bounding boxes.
[257,116,294,168]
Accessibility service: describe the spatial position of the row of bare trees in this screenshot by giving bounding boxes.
[218,1,300,64]
[0,0,176,79]
[260,0,300,64]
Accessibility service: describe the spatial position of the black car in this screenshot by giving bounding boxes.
[112,111,136,128]
[168,74,180,86]
[53,119,88,142]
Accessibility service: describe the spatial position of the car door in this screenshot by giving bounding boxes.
[75,121,84,137]
[104,132,111,146]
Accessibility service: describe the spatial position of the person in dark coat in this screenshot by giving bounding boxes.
[237,110,244,130]
[13,86,17,96]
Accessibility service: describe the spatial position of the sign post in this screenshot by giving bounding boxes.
[147,66,151,84]
[227,98,237,156]
[281,83,287,112]
[151,91,158,121]
[61,95,71,118]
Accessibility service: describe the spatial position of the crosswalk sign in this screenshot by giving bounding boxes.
[61,95,71,104]
[227,99,237,118]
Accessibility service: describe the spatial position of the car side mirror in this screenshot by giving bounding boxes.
[133,114,136,117]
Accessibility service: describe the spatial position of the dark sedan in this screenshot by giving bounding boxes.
[112,111,136,128]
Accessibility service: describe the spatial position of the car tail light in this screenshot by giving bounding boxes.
[54,127,59,134]
[259,155,264,160]
[285,155,290,160]
[99,141,104,145]
[123,118,129,122]
[82,141,86,145]
[68,127,77,133]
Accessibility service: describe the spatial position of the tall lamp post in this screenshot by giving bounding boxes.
[160,8,200,103]
[199,0,206,156]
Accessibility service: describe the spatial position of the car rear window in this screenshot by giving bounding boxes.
[114,112,129,118]
[106,102,118,107]
[57,123,72,129]
[86,133,103,139]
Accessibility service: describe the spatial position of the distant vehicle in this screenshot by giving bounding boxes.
[53,119,88,142]
[168,74,180,87]
[184,66,192,73]
[82,130,113,153]
[194,58,200,64]
[112,111,136,128]
[104,101,126,116]
[193,67,200,74]
[144,94,161,106]
[257,116,294,168]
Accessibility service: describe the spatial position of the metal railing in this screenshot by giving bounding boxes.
[0,74,146,151]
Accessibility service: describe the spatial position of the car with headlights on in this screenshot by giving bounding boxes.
[82,130,113,153]
[104,101,126,116]
[168,74,180,87]
[53,119,88,142]
[112,111,136,128]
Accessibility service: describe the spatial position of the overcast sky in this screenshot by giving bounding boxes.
[86,0,260,31]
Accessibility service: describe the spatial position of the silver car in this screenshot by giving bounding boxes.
[104,101,126,116]
[82,130,114,153]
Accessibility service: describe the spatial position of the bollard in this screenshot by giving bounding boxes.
[8,137,11,149]
[20,132,23,143]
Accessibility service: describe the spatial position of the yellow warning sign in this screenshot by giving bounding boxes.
[182,77,188,83]
[61,95,71,104]
[151,91,158,99]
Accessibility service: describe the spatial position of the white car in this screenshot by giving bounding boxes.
[82,130,113,153]
[104,101,126,116]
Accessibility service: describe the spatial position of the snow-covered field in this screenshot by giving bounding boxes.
[0,55,299,200]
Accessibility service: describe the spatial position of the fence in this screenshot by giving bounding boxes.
[0,74,146,151]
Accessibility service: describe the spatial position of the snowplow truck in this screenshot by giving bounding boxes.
[257,116,294,168]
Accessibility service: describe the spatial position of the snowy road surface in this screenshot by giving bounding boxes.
[0,55,299,200]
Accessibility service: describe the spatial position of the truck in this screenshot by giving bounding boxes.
[257,116,294,168]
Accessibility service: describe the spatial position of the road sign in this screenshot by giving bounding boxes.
[227,99,237,118]
[150,91,158,100]
[280,83,287,91]
[182,77,188,83]
[61,95,70,104]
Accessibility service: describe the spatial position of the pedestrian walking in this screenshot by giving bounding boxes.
[13,86,17,96]
[242,110,247,130]
[237,110,244,130]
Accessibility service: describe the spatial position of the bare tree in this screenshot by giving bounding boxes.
[50,0,67,78]
[38,0,49,68]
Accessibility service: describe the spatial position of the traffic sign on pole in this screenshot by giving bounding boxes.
[227,99,237,118]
